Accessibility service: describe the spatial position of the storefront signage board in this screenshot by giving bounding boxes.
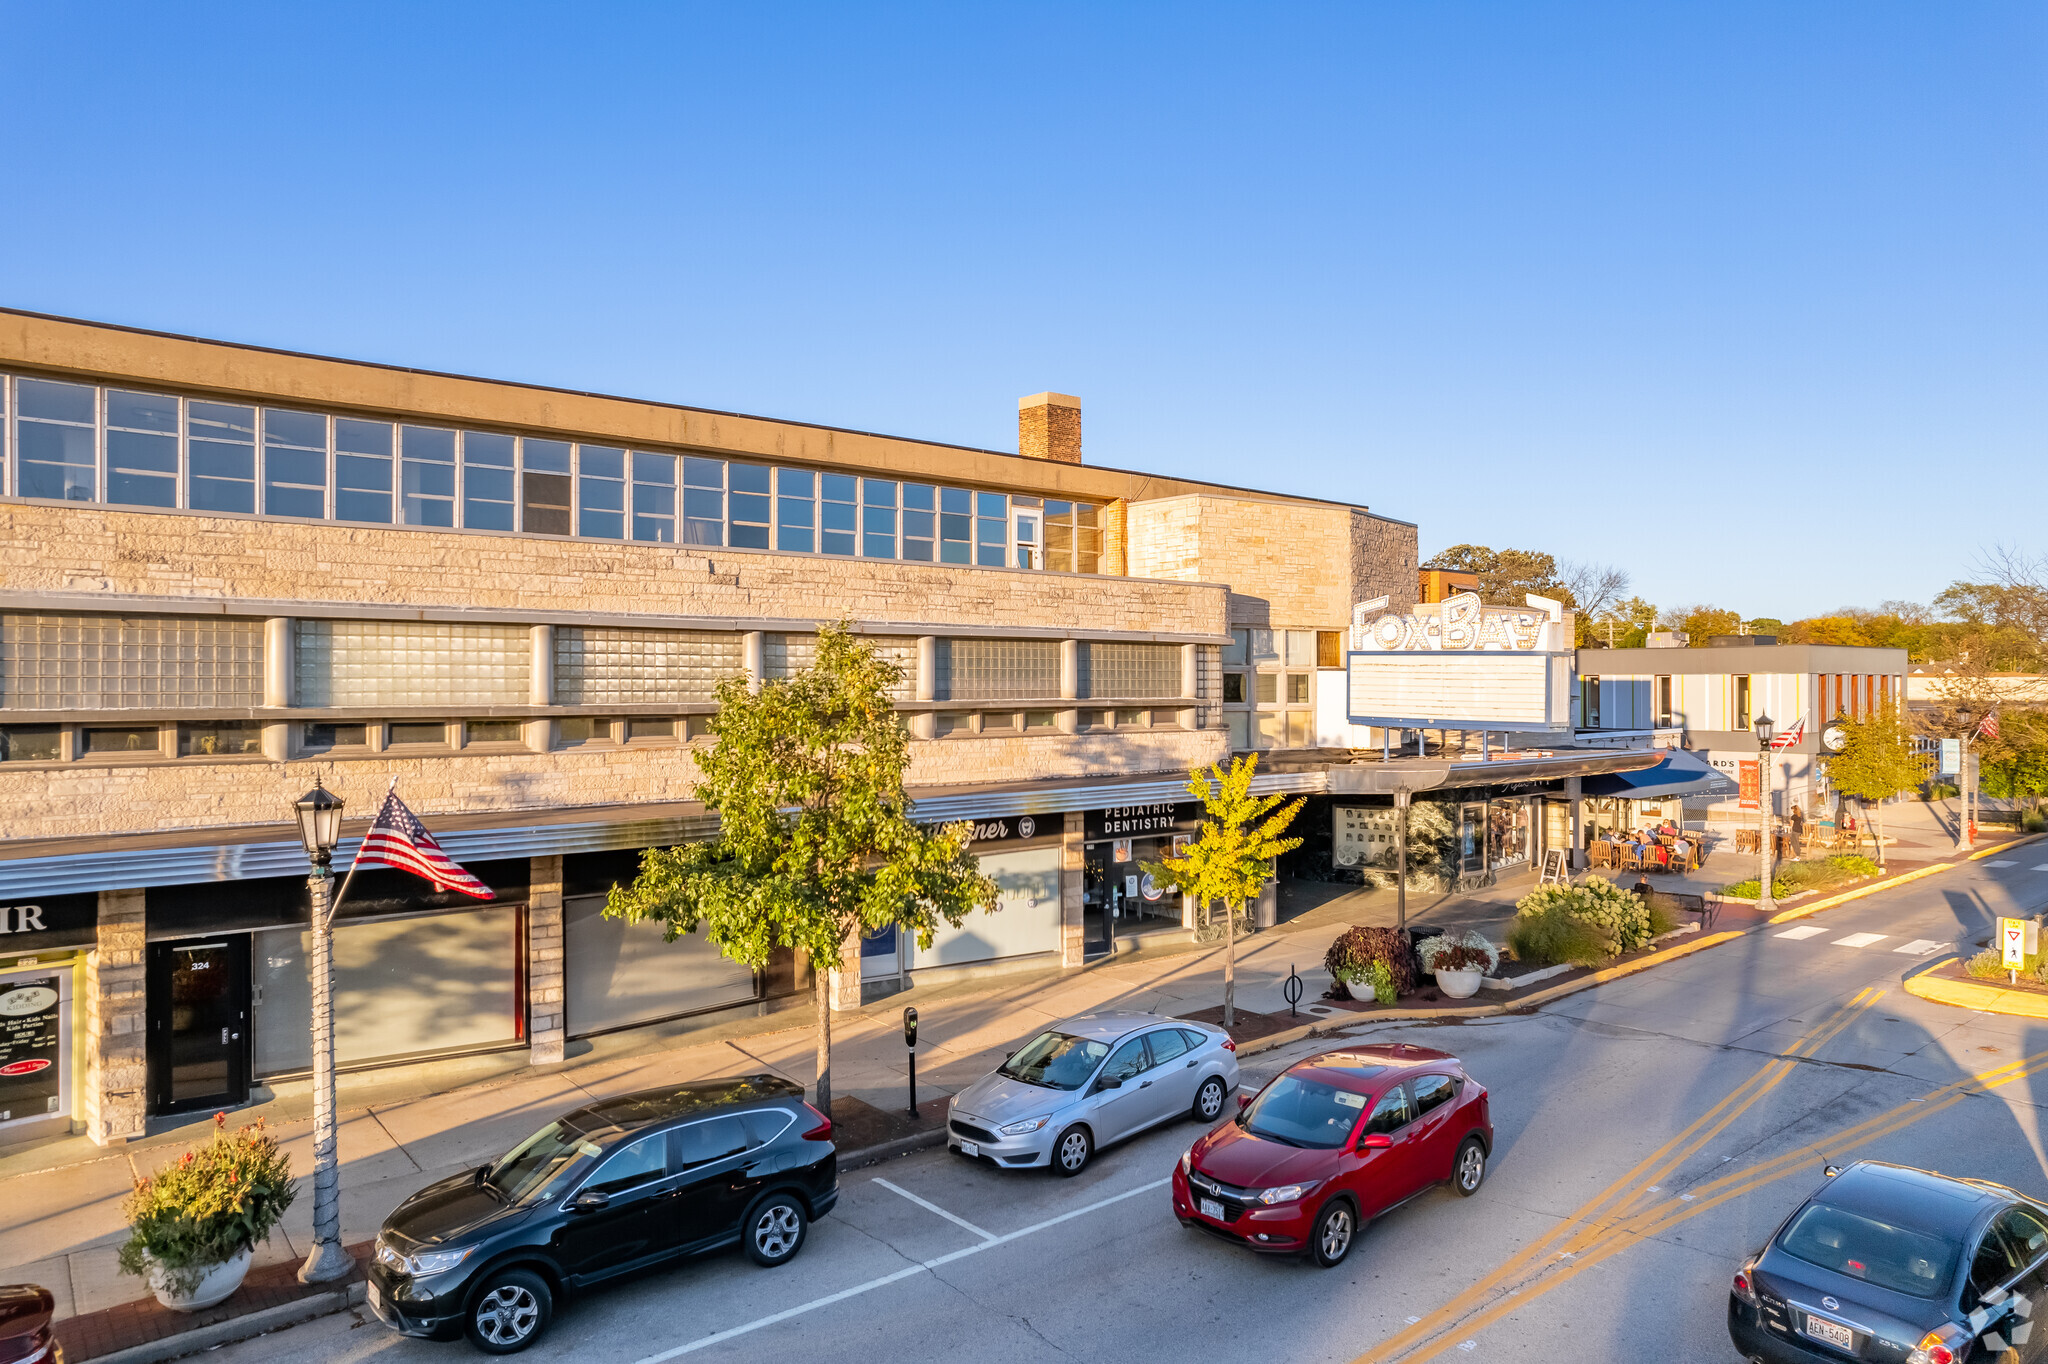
[0,894,98,954]
[1738,761,1760,810]
[1345,592,1574,731]
[1332,806,1399,869]
[1085,804,1199,841]
[963,815,1050,846]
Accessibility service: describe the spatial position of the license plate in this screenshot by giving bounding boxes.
[1199,1197,1225,1220]
[960,1140,980,1157]
[367,1281,384,1313]
[1805,1315,1852,1349]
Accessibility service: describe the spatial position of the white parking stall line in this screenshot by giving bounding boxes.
[1832,933,1889,949]
[872,1177,998,1243]
[2032,864,2048,873]
[1894,940,1948,956]
[1984,861,2019,868]
[633,1177,1174,1362]
[1776,926,1827,940]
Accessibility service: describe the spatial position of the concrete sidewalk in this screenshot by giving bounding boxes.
[5,893,1509,1328]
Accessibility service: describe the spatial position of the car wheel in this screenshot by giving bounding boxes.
[464,1268,552,1355]
[1192,1077,1227,1122]
[1311,1200,1356,1268]
[1453,1137,1487,1196]
[745,1192,809,1266]
[1053,1125,1092,1177]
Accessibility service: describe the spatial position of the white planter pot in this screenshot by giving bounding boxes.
[146,1245,253,1312]
[1436,968,1484,1000]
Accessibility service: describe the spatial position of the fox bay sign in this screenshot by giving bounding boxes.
[1346,591,1576,732]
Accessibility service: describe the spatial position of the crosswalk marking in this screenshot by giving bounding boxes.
[1832,932,1889,949]
[1985,860,2019,868]
[1776,926,1827,940]
[2032,864,2048,873]
[1894,940,1947,955]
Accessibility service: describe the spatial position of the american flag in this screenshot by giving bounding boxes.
[351,790,494,899]
[1769,717,1806,752]
[1979,712,2001,741]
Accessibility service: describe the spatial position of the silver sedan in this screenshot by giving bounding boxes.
[947,1012,1240,1176]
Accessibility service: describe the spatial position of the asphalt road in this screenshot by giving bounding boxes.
[205,849,2048,1364]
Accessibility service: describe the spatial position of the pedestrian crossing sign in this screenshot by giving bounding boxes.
[2001,917,2037,969]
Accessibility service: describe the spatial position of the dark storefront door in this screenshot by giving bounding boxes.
[148,938,251,1115]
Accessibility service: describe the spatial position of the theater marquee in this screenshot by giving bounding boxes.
[1346,591,1575,732]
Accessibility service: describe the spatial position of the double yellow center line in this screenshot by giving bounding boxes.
[1354,987,1887,1364]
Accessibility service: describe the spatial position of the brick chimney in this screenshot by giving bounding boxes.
[1018,392,1081,464]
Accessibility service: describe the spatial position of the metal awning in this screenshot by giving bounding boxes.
[1579,749,1734,801]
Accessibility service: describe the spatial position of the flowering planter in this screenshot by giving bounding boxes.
[1435,968,1484,1000]
[146,1245,253,1312]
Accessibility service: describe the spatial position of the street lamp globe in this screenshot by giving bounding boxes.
[1753,713,1776,750]
[293,781,344,864]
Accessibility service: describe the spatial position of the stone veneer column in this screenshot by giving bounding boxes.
[85,889,148,1146]
[1100,500,1128,576]
[1060,811,1087,967]
[828,936,863,1012]
[526,856,566,1065]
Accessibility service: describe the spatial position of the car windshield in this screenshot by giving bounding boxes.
[999,1031,1111,1091]
[1241,1074,1368,1149]
[1778,1202,1962,1298]
[482,1119,607,1204]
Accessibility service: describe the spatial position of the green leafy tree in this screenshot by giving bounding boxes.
[1145,755,1304,1027]
[1587,595,1660,649]
[1826,700,1924,868]
[1422,545,1565,603]
[1980,707,2048,818]
[1665,604,1743,646]
[605,622,997,1112]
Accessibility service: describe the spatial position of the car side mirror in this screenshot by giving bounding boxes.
[1358,1133,1393,1151]
[1823,1164,1842,1178]
[1099,1075,1124,1091]
[570,1189,610,1212]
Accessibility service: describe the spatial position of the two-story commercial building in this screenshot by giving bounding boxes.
[0,309,1455,1148]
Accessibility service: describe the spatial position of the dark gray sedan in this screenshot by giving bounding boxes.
[1729,1160,2048,1364]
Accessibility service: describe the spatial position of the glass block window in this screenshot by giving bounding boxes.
[263,409,328,518]
[728,463,771,549]
[295,619,529,707]
[775,467,814,553]
[681,456,723,545]
[1081,642,1181,700]
[400,425,457,527]
[1196,643,1222,730]
[554,627,743,705]
[634,451,677,543]
[0,614,264,709]
[936,638,1060,702]
[975,492,1009,567]
[521,438,572,535]
[462,432,517,531]
[902,483,936,561]
[188,401,257,514]
[334,418,394,524]
[578,445,626,539]
[762,634,914,698]
[16,377,96,502]
[820,474,857,556]
[106,390,179,509]
[940,487,972,565]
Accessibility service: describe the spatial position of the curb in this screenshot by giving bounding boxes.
[835,1128,950,1170]
[1901,957,2048,1020]
[78,1282,366,1364]
[1967,831,2048,861]
[1767,862,1953,924]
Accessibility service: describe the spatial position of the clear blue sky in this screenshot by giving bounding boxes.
[3,4,2041,619]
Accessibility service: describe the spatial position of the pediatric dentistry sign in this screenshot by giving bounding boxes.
[1346,592,1576,732]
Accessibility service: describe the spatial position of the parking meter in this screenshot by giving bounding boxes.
[903,1006,920,1117]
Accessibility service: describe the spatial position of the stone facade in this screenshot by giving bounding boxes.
[1017,392,1082,464]
[84,889,147,1144]
[0,503,1227,638]
[1125,494,1418,630]
[526,856,565,1065]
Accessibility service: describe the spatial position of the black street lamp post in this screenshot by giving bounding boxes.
[292,781,352,1285]
[1753,714,1777,915]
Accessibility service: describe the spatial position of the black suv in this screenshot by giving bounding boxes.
[367,1075,838,1354]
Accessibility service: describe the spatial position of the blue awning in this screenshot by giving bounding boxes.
[1579,749,1734,801]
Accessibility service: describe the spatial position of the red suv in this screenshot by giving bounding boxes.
[1172,1043,1492,1267]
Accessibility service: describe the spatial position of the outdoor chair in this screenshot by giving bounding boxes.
[1588,843,1612,869]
